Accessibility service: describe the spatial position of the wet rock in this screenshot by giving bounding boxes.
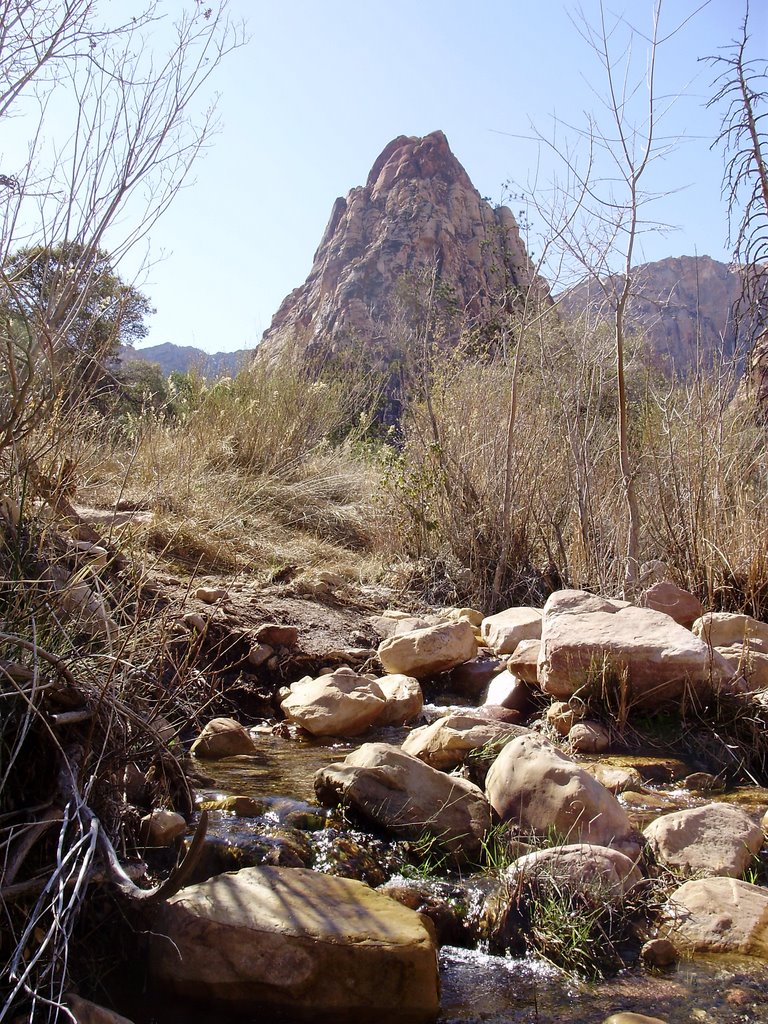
[568,720,610,754]
[199,796,266,816]
[139,810,186,846]
[583,763,644,794]
[664,876,768,956]
[401,713,528,772]
[683,772,725,793]
[506,638,541,685]
[381,879,469,946]
[538,589,734,707]
[315,742,491,863]
[150,866,439,1018]
[640,937,679,968]
[378,620,477,679]
[602,1015,668,1024]
[449,655,505,699]
[64,994,136,1024]
[190,718,257,759]
[480,607,542,655]
[314,829,390,887]
[484,733,638,856]
[639,580,702,629]
[643,802,764,878]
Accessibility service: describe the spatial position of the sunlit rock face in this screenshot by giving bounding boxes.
[259,131,543,369]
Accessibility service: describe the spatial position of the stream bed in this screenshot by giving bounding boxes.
[176,722,768,1024]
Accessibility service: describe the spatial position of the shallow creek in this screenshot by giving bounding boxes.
[182,719,768,1024]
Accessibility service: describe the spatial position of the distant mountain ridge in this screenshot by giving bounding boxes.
[562,255,760,374]
[119,341,251,378]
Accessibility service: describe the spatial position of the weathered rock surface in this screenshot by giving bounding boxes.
[315,742,490,862]
[139,810,186,846]
[449,655,505,699]
[484,733,638,855]
[149,866,439,1018]
[568,720,610,754]
[639,580,702,629]
[665,876,768,957]
[374,673,424,725]
[260,131,541,370]
[643,803,764,878]
[281,668,412,736]
[378,620,477,679]
[505,843,643,903]
[480,607,542,655]
[506,638,541,684]
[190,718,256,760]
[483,669,537,717]
[693,611,768,648]
[401,713,528,771]
[714,644,768,689]
[538,589,734,707]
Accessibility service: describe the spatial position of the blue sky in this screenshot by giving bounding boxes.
[115,1,766,353]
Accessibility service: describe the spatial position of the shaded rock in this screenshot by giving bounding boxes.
[401,713,528,771]
[150,866,439,1018]
[484,670,537,717]
[568,720,610,754]
[449,655,505,699]
[538,589,734,707]
[506,638,541,685]
[473,705,524,725]
[480,607,542,655]
[715,643,768,689]
[665,876,768,956]
[583,763,644,795]
[640,938,678,968]
[545,700,584,737]
[199,796,266,816]
[374,673,424,726]
[64,995,135,1024]
[139,810,186,846]
[639,581,702,629]
[643,802,764,878]
[315,742,490,863]
[381,879,471,946]
[378,620,477,680]
[484,733,638,855]
[190,718,256,759]
[247,642,273,668]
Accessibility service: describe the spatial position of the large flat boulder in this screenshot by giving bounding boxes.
[643,803,764,878]
[537,589,734,707]
[401,713,528,771]
[480,607,542,654]
[664,876,768,957]
[315,742,490,863]
[150,866,439,1019]
[484,733,638,855]
[378,620,477,679]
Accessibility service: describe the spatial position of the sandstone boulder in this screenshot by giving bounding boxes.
[506,843,642,903]
[315,742,490,862]
[643,803,764,878]
[480,607,542,655]
[139,810,186,847]
[280,668,387,736]
[449,655,505,699]
[378,620,477,679]
[714,643,768,689]
[65,995,136,1024]
[568,720,610,754]
[538,589,734,707]
[639,581,702,629]
[506,638,541,685]
[374,673,424,726]
[693,611,768,649]
[150,865,439,1019]
[664,876,768,957]
[190,718,256,760]
[483,670,537,717]
[401,713,528,771]
[484,733,638,855]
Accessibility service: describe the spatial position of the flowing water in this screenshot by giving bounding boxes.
[180,725,768,1024]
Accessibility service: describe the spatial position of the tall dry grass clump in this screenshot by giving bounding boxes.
[382,310,768,614]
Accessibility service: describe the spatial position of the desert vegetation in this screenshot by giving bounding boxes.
[2,0,768,1022]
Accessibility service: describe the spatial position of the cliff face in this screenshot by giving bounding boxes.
[260,131,540,359]
[563,255,757,374]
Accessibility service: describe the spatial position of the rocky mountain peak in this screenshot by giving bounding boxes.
[260,131,541,362]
